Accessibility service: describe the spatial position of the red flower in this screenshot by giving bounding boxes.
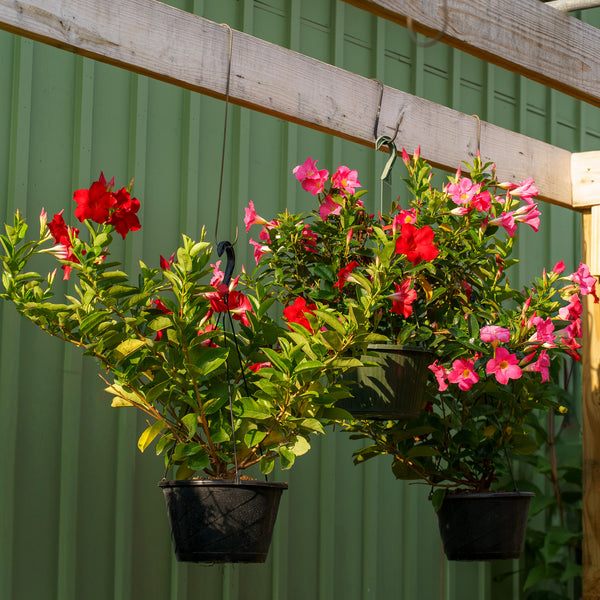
[283,297,317,333]
[74,173,116,224]
[388,279,417,318]
[334,261,359,289]
[153,298,172,341]
[394,223,438,265]
[248,361,272,373]
[227,291,253,326]
[108,187,141,239]
[48,210,80,280]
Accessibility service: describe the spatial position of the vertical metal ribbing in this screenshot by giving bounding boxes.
[112,72,149,600]
[56,54,94,600]
[0,35,33,600]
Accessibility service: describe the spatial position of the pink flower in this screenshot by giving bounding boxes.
[529,316,556,346]
[210,261,224,287]
[250,238,269,264]
[292,157,329,196]
[244,200,268,232]
[388,279,417,318]
[553,260,566,274]
[331,165,361,194]
[513,202,541,232]
[319,195,342,220]
[448,358,480,391]
[446,178,481,206]
[486,347,522,384]
[429,360,449,391]
[565,318,582,340]
[510,178,538,203]
[488,212,517,237]
[480,325,510,344]
[334,261,360,289]
[568,263,598,299]
[301,225,318,253]
[559,294,582,321]
[471,191,492,212]
[522,349,550,382]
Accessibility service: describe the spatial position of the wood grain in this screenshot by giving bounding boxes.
[343,0,600,109]
[0,0,574,208]
[582,211,600,599]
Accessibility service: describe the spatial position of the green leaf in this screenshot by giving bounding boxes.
[260,454,275,475]
[187,450,210,470]
[278,446,296,469]
[288,436,310,456]
[137,420,165,452]
[405,445,439,458]
[511,434,538,455]
[113,338,145,362]
[314,310,346,335]
[294,360,324,375]
[299,418,325,434]
[244,429,267,448]
[431,488,447,512]
[237,397,271,419]
[523,564,549,590]
[181,413,199,439]
[176,247,192,271]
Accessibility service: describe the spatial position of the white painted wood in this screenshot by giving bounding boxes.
[572,152,600,208]
[548,0,600,11]
[343,0,600,109]
[0,0,575,209]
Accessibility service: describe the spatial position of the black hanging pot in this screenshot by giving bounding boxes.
[436,491,534,561]
[340,344,433,420]
[158,479,287,563]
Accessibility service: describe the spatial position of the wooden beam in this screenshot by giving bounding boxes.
[582,210,600,599]
[342,0,600,109]
[573,152,600,209]
[0,0,573,209]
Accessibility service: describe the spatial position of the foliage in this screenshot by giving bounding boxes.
[0,175,373,480]
[510,375,582,599]
[247,147,597,497]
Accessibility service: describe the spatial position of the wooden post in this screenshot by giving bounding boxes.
[582,209,600,598]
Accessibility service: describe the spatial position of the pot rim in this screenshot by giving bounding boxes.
[158,478,288,490]
[441,490,534,501]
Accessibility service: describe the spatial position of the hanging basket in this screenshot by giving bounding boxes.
[339,344,433,420]
[436,491,534,561]
[158,479,287,563]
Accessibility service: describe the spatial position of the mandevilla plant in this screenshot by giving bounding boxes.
[246,148,597,503]
[0,174,372,480]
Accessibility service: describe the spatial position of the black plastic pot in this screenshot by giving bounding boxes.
[436,491,534,561]
[158,479,287,563]
[339,344,433,420]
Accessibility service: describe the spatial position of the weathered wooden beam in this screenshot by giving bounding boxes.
[342,0,600,109]
[582,210,600,599]
[0,0,573,209]
[572,152,600,210]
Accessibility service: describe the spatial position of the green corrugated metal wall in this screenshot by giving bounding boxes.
[0,1,598,598]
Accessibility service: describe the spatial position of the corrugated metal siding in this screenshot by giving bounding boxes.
[0,1,598,598]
